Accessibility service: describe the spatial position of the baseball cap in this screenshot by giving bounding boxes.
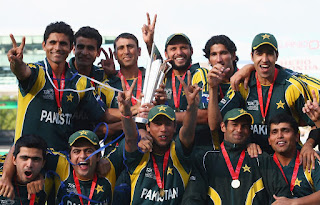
[68,130,99,147]
[165,33,191,49]
[223,108,254,124]
[251,33,278,51]
[148,105,176,122]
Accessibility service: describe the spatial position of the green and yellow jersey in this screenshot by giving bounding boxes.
[182,141,292,205]
[45,147,123,205]
[125,137,192,205]
[15,59,105,151]
[219,66,312,153]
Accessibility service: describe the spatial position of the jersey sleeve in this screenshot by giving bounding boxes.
[192,68,209,109]
[219,86,246,117]
[124,149,145,175]
[286,76,315,126]
[106,141,125,179]
[98,79,116,108]
[18,63,42,96]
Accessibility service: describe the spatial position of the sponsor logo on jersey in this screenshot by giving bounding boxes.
[66,200,108,205]
[140,187,179,202]
[40,110,72,125]
[42,89,54,100]
[202,93,209,103]
[247,100,259,111]
[145,167,156,179]
[251,124,267,136]
[66,183,77,194]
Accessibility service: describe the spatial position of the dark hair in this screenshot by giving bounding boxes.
[203,35,239,68]
[43,21,74,48]
[74,26,102,49]
[267,114,299,136]
[13,135,48,160]
[113,33,139,50]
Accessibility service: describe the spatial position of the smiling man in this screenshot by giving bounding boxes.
[218,33,313,154]
[268,114,320,204]
[45,130,123,204]
[0,135,48,204]
[182,109,292,204]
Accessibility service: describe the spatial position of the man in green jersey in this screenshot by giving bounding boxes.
[119,71,200,204]
[46,130,123,205]
[0,135,48,204]
[268,114,320,204]
[182,108,292,204]
[218,33,312,154]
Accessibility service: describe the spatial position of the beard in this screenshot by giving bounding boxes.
[171,57,192,71]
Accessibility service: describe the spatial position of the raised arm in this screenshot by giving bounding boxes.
[178,71,201,149]
[7,34,31,81]
[142,12,157,55]
[117,77,139,152]
[207,65,225,131]
[230,64,255,91]
[0,147,15,199]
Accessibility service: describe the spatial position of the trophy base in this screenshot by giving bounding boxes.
[134,117,148,124]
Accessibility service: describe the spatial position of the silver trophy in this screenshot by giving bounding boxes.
[134,43,172,124]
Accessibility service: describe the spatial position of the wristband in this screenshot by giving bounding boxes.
[121,113,132,119]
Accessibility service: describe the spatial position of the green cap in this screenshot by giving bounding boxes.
[148,105,176,122]
[165,33,191,49]
[252,33,278,51]
[223,108,254,124]
[68,130,99,147]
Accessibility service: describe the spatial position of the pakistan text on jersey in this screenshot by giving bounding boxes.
[40,110,72,125]
[251,124,267,136]
[140,187,178,202]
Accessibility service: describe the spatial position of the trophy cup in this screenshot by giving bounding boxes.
[134,43,172,124]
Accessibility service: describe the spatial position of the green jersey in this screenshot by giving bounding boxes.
[182,141,292,205]
[98,68,146,108]
[125,137,191,205]
[45,148,123,205]
[219,66,312,153]
[164,64,211,146]
[278,151,320,197]
[15,59,105,151]
[69,57,107,132]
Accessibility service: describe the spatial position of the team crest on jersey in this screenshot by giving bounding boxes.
[42,89,54,100]
[0,199,15,205]
[164,88,172,100]
[247,100,259,111]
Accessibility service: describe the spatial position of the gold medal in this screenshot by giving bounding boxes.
[175,108,180,112]
[160,188,164,197]
[262,118,265,124]
[58,107,62,115]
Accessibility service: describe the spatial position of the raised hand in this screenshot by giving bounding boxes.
[7,34,25,65]
[177,70,201,107]
[142,12,157,49]
[117,76,137,116]
[208,64,227,89]
[98,47,117,76]
[303,89,320,126]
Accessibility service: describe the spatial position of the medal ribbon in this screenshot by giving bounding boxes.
[221,142,245,180]
[219,85,224,100]
[15,177,35,205]
[118,70,142,105]
[172,64,192,110]
[52,70,66,113]
[151,149,170,192]
[273,150,300,192]
[256,68,278,123]
[73,170,97,205]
